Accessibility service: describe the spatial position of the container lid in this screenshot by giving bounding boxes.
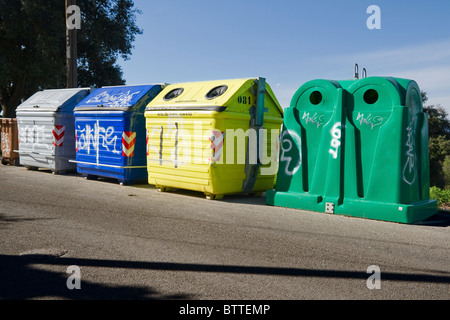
[16,88,90,113]
[145,78,284,116]
[74,84,160,112]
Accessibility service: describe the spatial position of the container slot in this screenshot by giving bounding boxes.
[164,88,184,101]
[205,85,228,100]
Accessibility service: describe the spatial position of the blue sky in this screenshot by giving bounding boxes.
[120,0,450,113]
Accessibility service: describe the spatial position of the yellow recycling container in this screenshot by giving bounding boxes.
[144,77,284,199]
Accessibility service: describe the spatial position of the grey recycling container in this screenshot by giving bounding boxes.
[16,88,90,174]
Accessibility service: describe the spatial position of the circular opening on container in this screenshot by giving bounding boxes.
[310,91,322,105]
[364,89,378,104]
[205,85,228,100]
[163,88,184,101]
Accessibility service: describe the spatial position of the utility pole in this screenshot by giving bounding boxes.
[66,0,78,88]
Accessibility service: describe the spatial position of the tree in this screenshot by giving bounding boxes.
[77,0,142,88]
[428,135,450,188]
[0,0,142,118]
[443,155,450,188]
[422,91,450,188]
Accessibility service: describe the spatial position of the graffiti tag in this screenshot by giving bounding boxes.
[329,122,342,159]
[76,122,121,157]
[302,112,325,128]
[280,130,301,176]
[402,118,416,185]
[1,132,11,156]
[355,113,385,129]
[86,90,141,108]
[18,124,53,151]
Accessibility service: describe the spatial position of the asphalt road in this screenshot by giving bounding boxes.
[0,164,449,301]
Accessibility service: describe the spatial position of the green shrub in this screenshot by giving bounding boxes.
[430,186,450,209]
[443,155,450,189]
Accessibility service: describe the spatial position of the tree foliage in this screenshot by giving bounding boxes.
[77,0,142,88]
[422,92,450,188]
[443,155,450,188]
[0,0,142,118]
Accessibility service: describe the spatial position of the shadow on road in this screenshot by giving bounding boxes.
[0,254,192,300]
[414,212,450,227]
[0,213,56,229]
[1,254,449,300]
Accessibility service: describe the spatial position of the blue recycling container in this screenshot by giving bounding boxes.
[73,84,164,185]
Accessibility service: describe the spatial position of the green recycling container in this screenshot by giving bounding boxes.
[266,77,438,224]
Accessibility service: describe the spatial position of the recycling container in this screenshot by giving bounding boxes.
[73,84,164,185]
[144,77,284,199]
[266,77,437,224]
[1,118,19,165]
[16,88,90,173]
